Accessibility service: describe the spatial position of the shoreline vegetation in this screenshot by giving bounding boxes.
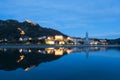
[0,44,120,48]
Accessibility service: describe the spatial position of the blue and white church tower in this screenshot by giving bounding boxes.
[84,32,89,45]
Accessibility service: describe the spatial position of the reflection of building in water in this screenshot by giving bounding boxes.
[84,47,89,58]
[0,47,114,72]
[24,65,35,71]
[45,48,55,54]
[18,48,74,56]
[100,47,106,50]
[66,49,73,54]
[16,47,108,57]
[55,49,64,56]
[45,48,73,56]
[19,49,32,53]
[0,48,7,52]
[17,55,25,63]
[0,48,65,71]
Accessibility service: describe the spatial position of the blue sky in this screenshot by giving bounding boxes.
[0,0,120,39]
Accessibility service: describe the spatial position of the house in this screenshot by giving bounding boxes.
[55,35,64,40]
[70,37,83,44]
[45,35,66,45]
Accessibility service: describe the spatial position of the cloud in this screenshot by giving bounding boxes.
[91,32,120,38]
[0,0,120,38]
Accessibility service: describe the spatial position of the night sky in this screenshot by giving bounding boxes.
[0,0,120,39]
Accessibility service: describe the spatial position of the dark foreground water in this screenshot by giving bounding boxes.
[0,47,120,80]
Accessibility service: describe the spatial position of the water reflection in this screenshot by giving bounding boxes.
[0,47,120,71]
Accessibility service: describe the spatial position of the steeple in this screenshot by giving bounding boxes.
[84,32,89,45]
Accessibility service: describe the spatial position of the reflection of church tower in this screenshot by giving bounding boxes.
[85,47,89,59]
[84,32,89,45]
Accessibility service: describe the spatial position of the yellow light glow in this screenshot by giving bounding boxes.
[55,35,64,40]
[24,65,35,71]
[28,38,32,40]
[46,40,55,45]
[94,42,98,45]
[24,67,30,71]
[38,50,41,53]
[17,55,25,63]
[17,28,22,31]
[19,49,23,53]
[20,30,25,35]
[59,41,65,45]
[45,48,54,54]
[28,49,32,53]
[55,49,64,56]
[67,37,73,40]
[17,27,25,35]
[46,48,54,49]
[47,36,54,40]
[66,49,73,54]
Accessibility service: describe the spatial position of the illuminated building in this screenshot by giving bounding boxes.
[19,38,23,41]
[20,30,25,35]
[25,19,32,23]
[67,37,73,40]
[46,35,66,45]
[28,37,32,40]
[28,49,32,53]
[89,40,99,45]
[17,27,25,35]
[25,19,37,26]
[55,35,64,40]
[100,39,108,45]
[19,49,23,53]
[69,37,83,45]
[59,41,65,45]
[38,50,41,53]
[46,40,55,45]
[47,36,54,40]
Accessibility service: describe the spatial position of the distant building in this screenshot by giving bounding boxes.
[47,36,54,40]
[84,32,89,45]
[70,37,83,44]
[99,39,108,45]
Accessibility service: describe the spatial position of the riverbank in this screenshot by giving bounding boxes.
[0,44,120,48]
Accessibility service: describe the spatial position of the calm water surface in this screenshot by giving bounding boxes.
[0,47,120,80]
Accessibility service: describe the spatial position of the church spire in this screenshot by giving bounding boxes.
[84,32,89,45]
